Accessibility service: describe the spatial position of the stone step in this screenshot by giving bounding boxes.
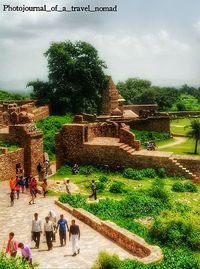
[127,148,135,154]
[119,144,127,149]
[123,146,132,151]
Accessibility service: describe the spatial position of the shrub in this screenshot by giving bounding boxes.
[132,170,144,180]
[59,194,86,208]
[55,165,71,176]
[99,176,109,183]
[184,182,198,192]
[79,165,93,176]
[0,252,32,269]
[142,168,157,178]
[149,186,170,204]
[91,251,121,269]
[157,168,166,178]
[123,168,134,179]
[96,182,105,192]
[109,181,125,193]
[172,181,198,192]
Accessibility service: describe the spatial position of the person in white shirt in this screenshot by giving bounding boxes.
[32,213,42,249]
[44,216,54,250]
[48,209,57,242]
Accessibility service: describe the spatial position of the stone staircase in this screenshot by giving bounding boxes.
[119,143,136,155]
[169,156,200,184]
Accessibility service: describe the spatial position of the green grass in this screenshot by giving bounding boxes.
[161,138,200,155]
[156,137,175,147]
[170,118,199,135]
[0,141,19,152]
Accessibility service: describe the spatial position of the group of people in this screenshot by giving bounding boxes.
[9,175,48,206]
[5,211,81,266]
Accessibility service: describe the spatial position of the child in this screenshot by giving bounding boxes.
[10,190,15,207]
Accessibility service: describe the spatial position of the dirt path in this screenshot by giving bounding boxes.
[158,136,187,149]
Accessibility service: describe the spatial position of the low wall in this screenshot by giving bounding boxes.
[55,200,163,264]
[160,111,200,118]
[129,117,170,133]
[0,148,24,180]
[33,105,49,121]
[124,104,158,115]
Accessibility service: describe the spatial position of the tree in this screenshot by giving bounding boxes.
[29,41,107,115]
[187,120,200,154]
[117,78,151,104]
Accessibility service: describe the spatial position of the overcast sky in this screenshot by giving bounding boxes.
[0,0,200,92]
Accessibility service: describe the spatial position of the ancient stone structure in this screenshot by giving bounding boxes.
[0,100,49,127]
[0,124,44,180]
[76,77,170,133]
[55,122,200,182]
[56,200,163,264]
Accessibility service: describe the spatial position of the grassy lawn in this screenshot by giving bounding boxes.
[170,117,199,135]
[161,138,200,155]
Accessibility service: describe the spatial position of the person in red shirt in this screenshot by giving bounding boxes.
[15,176,20,199]
[29,178,37,205]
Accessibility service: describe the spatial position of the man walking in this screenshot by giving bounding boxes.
[89,180,97,200]
[56,214,69,247]
[44,216,54,250]
[69,220,80,256]
[32,213,42,249]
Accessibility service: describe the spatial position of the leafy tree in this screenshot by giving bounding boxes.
[0,89,27,100]
[187,119,200,154]
[117,78,151,104]
[171,94,200,111]
[29,41,107,114]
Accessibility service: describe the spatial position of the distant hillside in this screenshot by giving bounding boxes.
[0,89,29,100]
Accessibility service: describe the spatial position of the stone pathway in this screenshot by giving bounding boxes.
[0,181,134,269]
[158,136,187,149]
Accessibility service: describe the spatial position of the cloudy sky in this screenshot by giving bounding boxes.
[0,0,200,92]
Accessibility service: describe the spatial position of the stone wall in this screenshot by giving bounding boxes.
[175,155,200,175]
[160,111,200,118]
[55,200,163,264]
[33,105,49,121]
[0,149,24,180]
[124,104,158,115]
[129,117,170,133]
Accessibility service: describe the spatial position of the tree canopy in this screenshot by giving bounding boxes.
[29,41,107,114]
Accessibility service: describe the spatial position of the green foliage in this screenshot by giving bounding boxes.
[55,165,72,176]
[0,141,19,152]
[0,89,28,100]
[149,181,170,204]
[99,176,109,183]
[59,194,86,208]
[132,130,171,144]
[91,251,121,269]
[172,181,198,193]
[30,41,107,114]
[157,168,166,178]
[123,168,134,179]
[0,252,32,269]
[96,182,105,192]
[150,212,200,250]
[79,165,94,176]
[123,168,157,180]
[36,114,73,160]
[171,94,200,111]
[187,119,200,154]
[109,181,125,193]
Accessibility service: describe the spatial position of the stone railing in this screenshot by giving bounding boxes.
[55,200,163,264]
[119,128,140,150]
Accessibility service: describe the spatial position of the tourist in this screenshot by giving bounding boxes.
[32,213,42,249]
[42,178,48,197]
[19,176,25,193]
[45,160,50,175]
[6,232,18,257]
[69,220,80,256]
[10,190,15,207]
[48,209,57,242]
[9,177,16,191]
[15,176,20,199]
[29,178,37,205]
[37,162,43,181]
[56,214,69,247]
[72,164,79,174]
[64,179,71,194]
[18,243,32,266]
[44,216,54,250]
[89,180,97,200]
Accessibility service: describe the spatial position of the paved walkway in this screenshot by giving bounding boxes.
[158,136,187,149]
[0,181,134,269]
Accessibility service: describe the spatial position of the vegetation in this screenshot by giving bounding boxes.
[170,118,193,135]
[0,141,19,152]
[187,119,200,154]
[0,252,32,269]
[172,181,198,192]
[29,41,107,114]
[35,114,73,160]
[0,89,28,100]
[171,94,200,111]
[132,129,171,144]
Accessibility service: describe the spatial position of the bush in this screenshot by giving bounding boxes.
[132,170,144,180]
[149,186,170,204]
[79,165,93,176]
[59,194,86,208]
[109,181,125,193]
[123,168,134,179]
[56,165,71,176]
[99,176,109,183]
[142,168,157,178]
[157,168,166,178]
[172,181,198,192]
[0,252,32,269]
[91,251,121,269]
[96,182,105,192]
